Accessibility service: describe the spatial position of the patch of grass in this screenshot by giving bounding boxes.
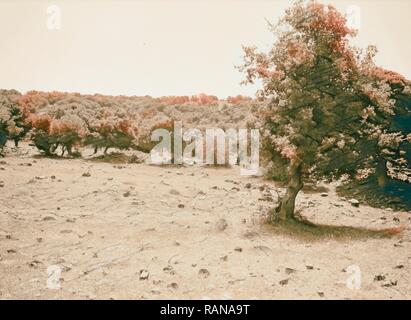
[264,215,401,241]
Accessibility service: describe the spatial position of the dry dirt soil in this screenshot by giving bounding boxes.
[0,144,410,299]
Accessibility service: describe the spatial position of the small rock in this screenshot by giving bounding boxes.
[169,189,180,195]
[167,283,179,290]
[28,260,42,268]
[163,265,175,275]
[279,279,289,286]
[245,183,252,189]
[320,193,328,197]
[215,219,228,231]
[178,204,185,208]
[306,265,314,270]
[285,267,296,274]
[317,292,325,297]
[374,274,386,282]
[198,268,210,278]
[123,191,131,197]
[82,172,91,177]
[348,199,360,207]
[139,269,149,280]
[383,280,398,287]
[234,247,243,253]
[42,216,56,221]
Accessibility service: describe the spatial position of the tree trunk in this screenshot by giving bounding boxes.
[376,158,388,188]
[277,160,303,222]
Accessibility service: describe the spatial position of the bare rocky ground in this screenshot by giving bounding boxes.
[0,143,410,300]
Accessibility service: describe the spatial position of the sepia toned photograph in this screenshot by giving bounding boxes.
[0,0,410,303]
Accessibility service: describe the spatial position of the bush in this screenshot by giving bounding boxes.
[84,117,137,154]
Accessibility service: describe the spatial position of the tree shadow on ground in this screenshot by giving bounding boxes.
[337,176,411,212]
[265,214,403,242]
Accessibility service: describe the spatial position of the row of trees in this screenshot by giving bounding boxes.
[0,90,252,157]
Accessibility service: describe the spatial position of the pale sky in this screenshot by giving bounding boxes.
[0,0,410,98]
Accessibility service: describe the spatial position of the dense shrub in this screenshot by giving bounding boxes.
[0,90,30,154]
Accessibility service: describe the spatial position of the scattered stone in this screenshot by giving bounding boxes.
[374,274,386,282]
[167,283,179,290]
[348,199,360,207]
[178,204,185,208]
[395,265,404,269]
[383,280,398,287]
[285,268,296,274]
[169,189,180,195]
[234,247,243,253]
[215,219,228,231]
[123,191,131,197]
[82,172,91,177]
[245,183,252,189]
[163,265,175,275]
[42,216,56,221]
[139,269,149,280]
[220,255,228,262]
[28,260,42,268]
[306,265,314,270]
[320,193,328,197]
[317,292,325,297]
[279,279,289,286]
[198,268,210,278]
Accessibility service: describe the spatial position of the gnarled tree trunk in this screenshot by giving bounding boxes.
[376,158,388,188]
[277,160,303,221]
